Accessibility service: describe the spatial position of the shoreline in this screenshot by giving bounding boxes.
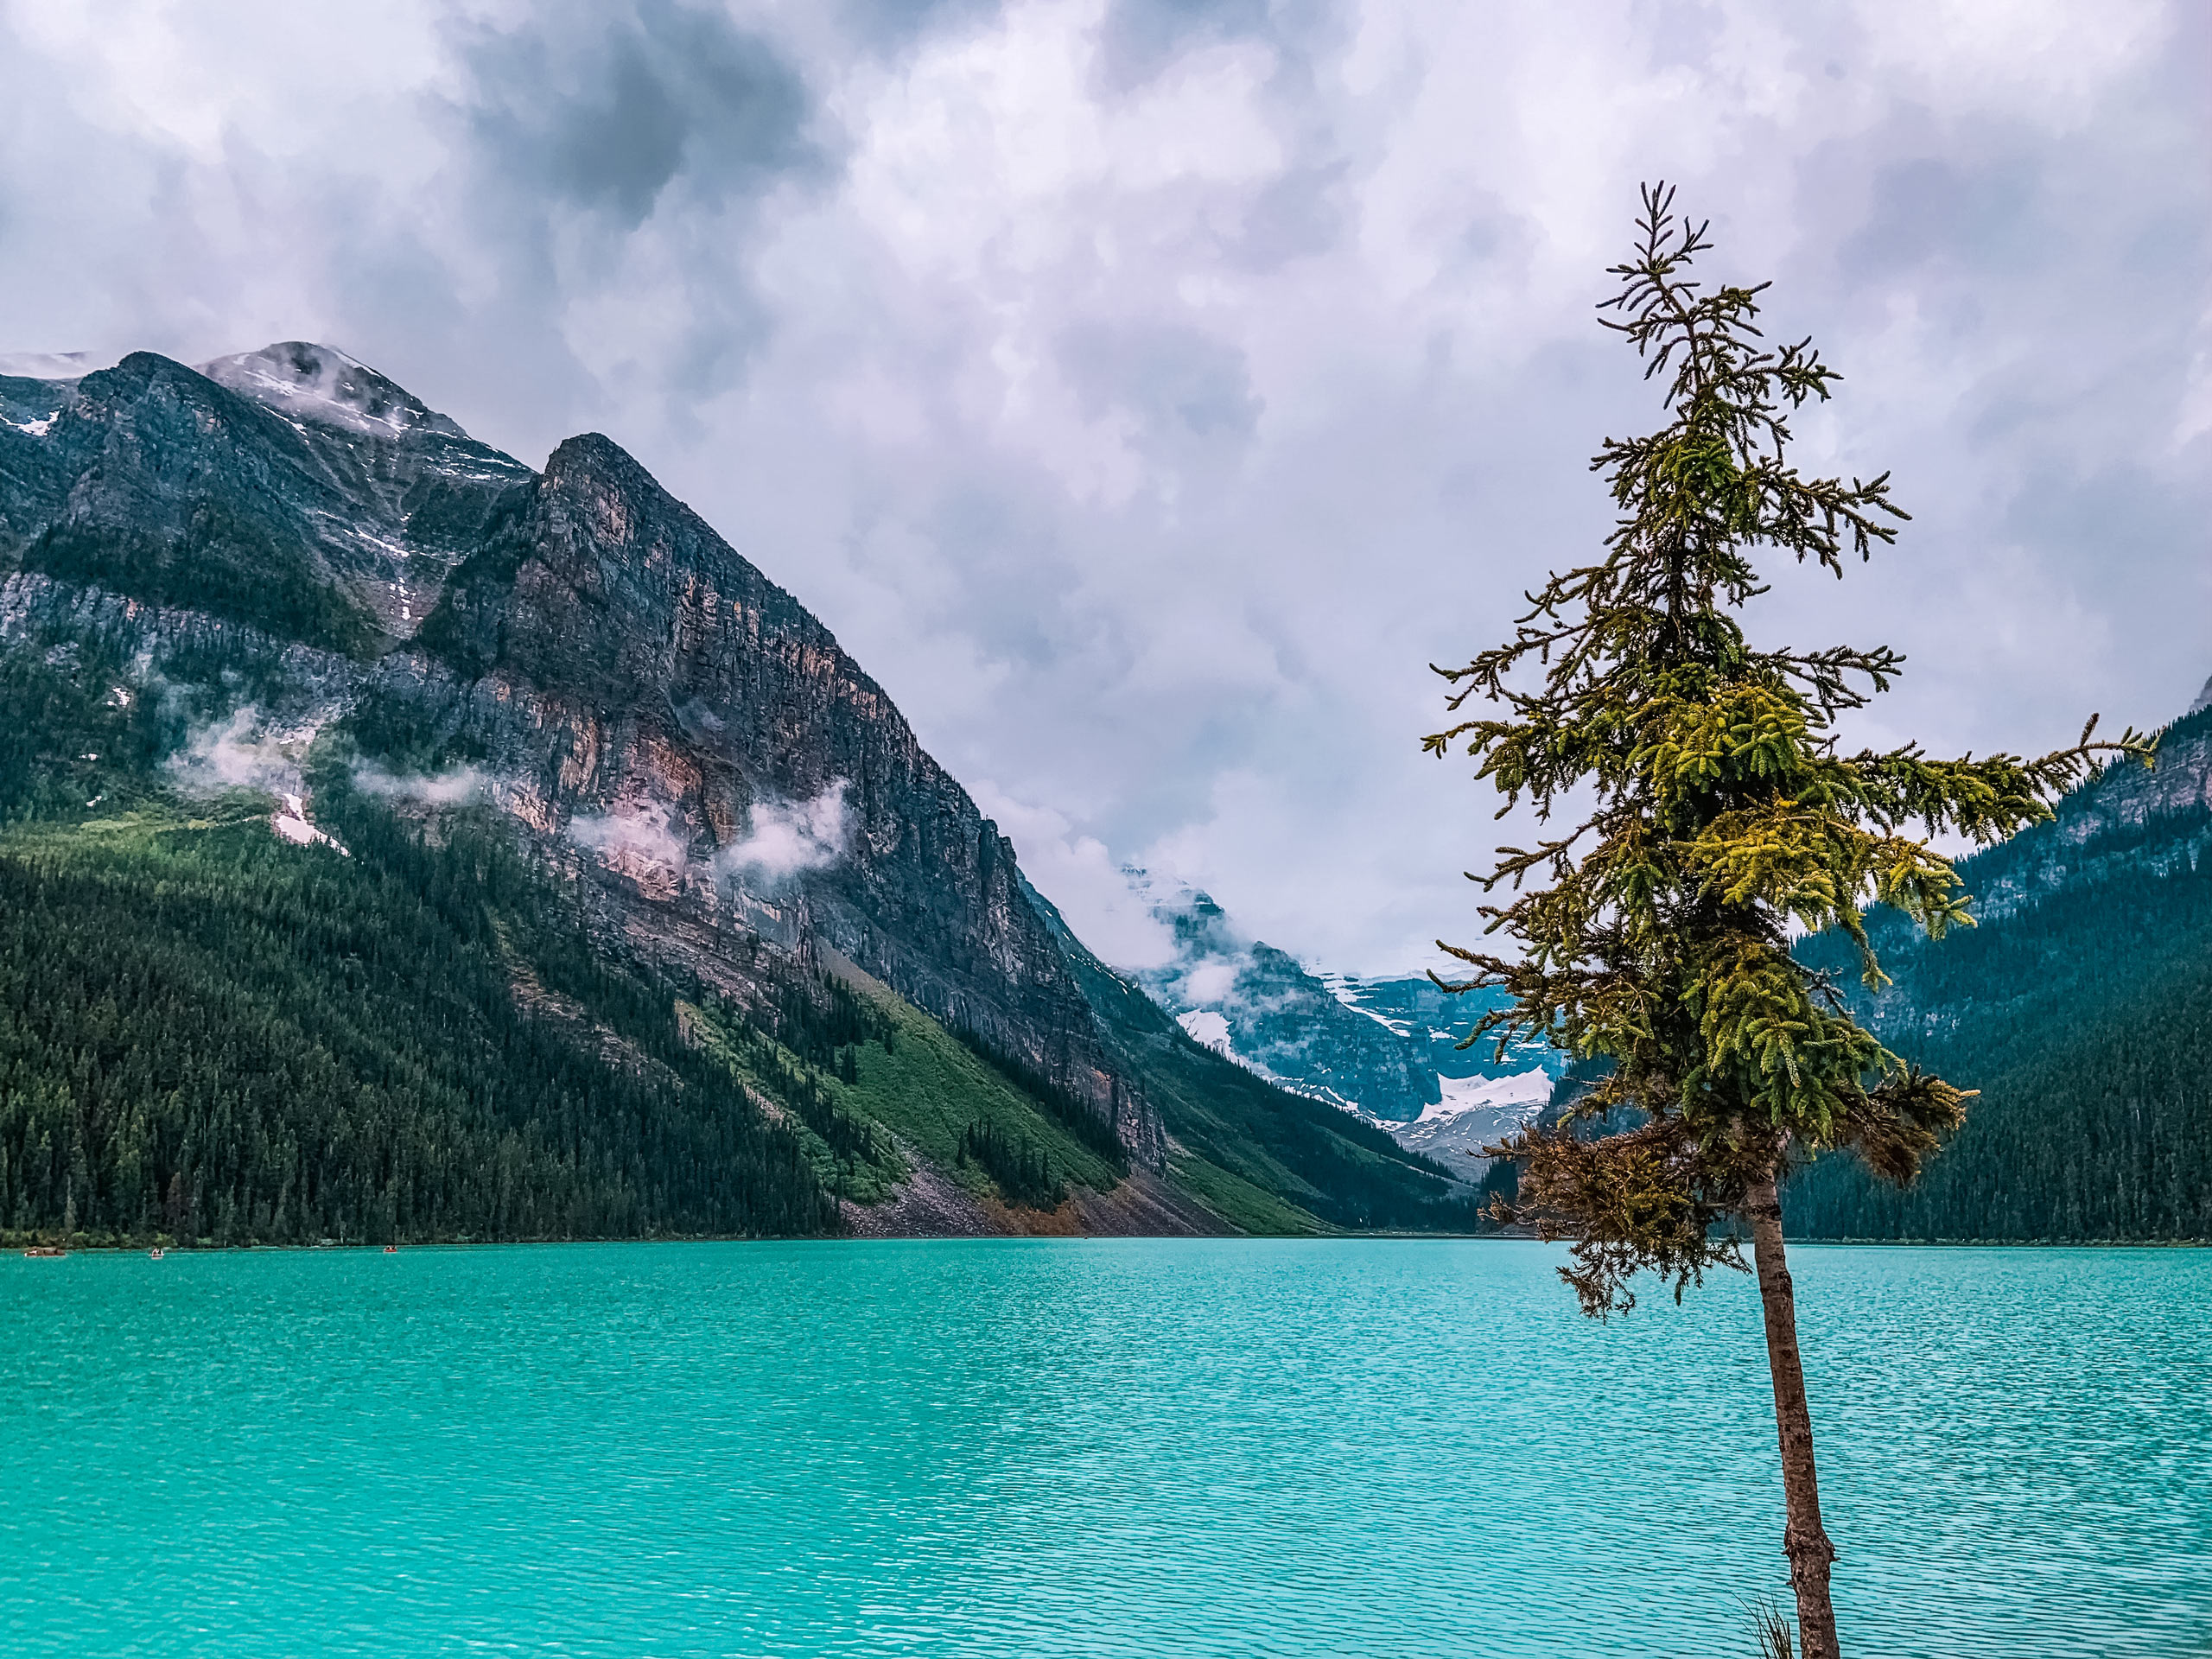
[10,1231,2207,1255]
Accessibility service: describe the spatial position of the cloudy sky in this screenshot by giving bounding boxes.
[3,0,2204,973]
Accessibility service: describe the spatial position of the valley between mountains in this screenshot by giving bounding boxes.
[0,342,1484,1245]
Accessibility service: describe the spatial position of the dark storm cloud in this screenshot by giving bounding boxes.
[463,2,823,228]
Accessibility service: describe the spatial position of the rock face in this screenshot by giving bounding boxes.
[0,346,1167,1165]
[1965,703,2212,924]
[3,350,531,650]
[408,433,1159,1160]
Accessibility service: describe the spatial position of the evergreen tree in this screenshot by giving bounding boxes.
[1425,186,2152,1656]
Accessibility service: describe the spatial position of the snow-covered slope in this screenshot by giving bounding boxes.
[1384,1068,1554,1171]
[1130,871,1560,1122]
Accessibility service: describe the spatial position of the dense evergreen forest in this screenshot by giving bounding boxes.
[0,789,848,1245]
[3,350,1508,1243]
[0,640,1128,1243]
[1789,757,2211,1242]
[1504,743,2210,1243]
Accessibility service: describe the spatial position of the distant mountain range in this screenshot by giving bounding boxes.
[0,342,1477,1245]
[1124,874,1560,1173]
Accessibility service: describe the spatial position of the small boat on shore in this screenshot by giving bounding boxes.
[22,1246,66,1258]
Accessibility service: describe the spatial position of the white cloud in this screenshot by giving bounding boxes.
[3,0,2204,971]
[568,799,690,875]
[351,761,490,804]
[971,779,1178,969]
[715,780,852,883]
[166,704,324,799]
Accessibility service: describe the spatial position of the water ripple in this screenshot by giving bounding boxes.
[2,1241,2205,1657]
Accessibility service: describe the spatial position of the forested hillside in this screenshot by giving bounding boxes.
[0,648,1135,1244]
[1788,706,2212,1241]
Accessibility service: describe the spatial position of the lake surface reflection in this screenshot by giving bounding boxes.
[3,1239,2205,1657]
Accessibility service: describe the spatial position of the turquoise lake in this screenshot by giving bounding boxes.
[3,1239,2206,1657]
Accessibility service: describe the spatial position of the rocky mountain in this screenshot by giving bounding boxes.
[1128,875,1560,1172]
[1786,692,2212,1241]
[0,344,1474,1245]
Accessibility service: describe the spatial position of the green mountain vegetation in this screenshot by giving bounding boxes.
[22,511,383,658]
[0,345,1494,1244]
[1520,770,2212,1245]
[0,635,1446,1244]
[1788,724,2212,1243]
[0,645,1142,1245]
[0,800,836,1246]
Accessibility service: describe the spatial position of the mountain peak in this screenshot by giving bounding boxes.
[196,341,469,442]
[543,430,651,490]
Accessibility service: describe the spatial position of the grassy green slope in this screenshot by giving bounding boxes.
[680,959,1127,1215]
[824,957,1125,1205]
[0,634,1486,1239]
[0,644,1154,1240]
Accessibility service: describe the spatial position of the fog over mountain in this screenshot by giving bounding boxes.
[2,0,2202,973]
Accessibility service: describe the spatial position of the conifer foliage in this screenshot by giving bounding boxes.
[1426,186,2151,1656]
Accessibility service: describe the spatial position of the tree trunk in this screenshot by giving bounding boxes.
[1745,1163,1840,1659]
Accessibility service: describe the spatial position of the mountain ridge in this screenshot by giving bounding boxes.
[0,340,1476,1242]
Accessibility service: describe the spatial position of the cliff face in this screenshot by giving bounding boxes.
[3,348,531,650]
[1130,878,1560,1123]
[1963,705,2212,925]
[0,348,1163,1166]
[0,341,1497,1231]
[405,433,1160,1160]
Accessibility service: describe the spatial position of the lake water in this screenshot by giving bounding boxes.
[3,1240,2205,1658]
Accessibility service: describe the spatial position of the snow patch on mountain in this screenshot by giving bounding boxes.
[1178,1008,1237,1058]
[1318,969,1415,1036]
[1122,867,1560,1122]
[1417,1068,1554,1123]
[271,792,347,856]
[197,341,471,442]
[1382,1067,1554,1168]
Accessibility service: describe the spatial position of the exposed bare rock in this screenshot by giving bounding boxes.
[840,1153,998,1238]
